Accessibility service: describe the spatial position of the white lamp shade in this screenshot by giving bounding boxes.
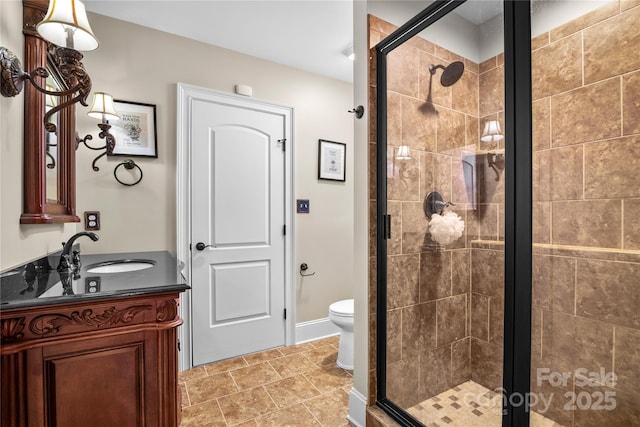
[480,120,504,142]
[88,92,119,121]
[36,0,99,51]
[395,145,411,160]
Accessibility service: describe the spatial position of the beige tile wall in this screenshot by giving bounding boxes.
[532,4,640,250]
[368,2,640,425]
[530,4,640,425]
[368,14,483,410]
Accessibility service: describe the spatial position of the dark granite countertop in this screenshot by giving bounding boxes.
[0,250,189,310]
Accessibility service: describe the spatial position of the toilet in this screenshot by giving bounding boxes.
[328,299,354,370]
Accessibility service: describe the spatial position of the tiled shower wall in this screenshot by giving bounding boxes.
[528,2,640,426]
[468,42,506,394]
[367,15,502,410]
[368,2,640,425]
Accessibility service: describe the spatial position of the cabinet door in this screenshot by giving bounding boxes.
[32,332,156,427]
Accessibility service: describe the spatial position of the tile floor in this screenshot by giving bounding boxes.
[407,381,563,427]
[178,336,353,426]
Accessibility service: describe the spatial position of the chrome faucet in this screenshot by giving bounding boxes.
[57,232,99,272]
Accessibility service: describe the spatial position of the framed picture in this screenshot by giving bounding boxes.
[109,100,158,158]
[318,139,346,181]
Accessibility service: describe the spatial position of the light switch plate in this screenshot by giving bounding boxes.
[297,199,310,213]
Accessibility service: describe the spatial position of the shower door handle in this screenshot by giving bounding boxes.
[383,214,392,239]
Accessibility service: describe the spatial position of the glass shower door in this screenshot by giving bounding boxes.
[374,1,508,425]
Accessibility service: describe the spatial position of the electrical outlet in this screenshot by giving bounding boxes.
[84,211,100,230]
[85,277,101,294]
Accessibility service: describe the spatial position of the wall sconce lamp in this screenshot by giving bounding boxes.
[0,0,98,127]
[395,145,411,160]
[481,120,505,181]
[37,0,99,51]
[76,92,119,171]
[480,120,504,142]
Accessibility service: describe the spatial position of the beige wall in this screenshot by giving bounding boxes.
[1,0,80,270]
[0,6,354,324]
[352,0,370,406]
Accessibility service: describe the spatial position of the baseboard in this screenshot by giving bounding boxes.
[347,387,367,427]
[295,317,339,344]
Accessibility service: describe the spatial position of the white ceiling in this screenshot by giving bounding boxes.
[83,1,602,83]
[84,0,357,83]
[83,0,460,83]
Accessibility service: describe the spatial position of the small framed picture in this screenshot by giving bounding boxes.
[109,100,158,158]
[318,139,346,182]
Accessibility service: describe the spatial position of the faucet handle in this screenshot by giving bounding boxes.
[58,253,72,271]
[72,250,82,269]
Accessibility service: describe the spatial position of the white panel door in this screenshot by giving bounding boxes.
[191,96,288,365]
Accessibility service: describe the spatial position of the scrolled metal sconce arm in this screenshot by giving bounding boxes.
[76,122,116,172]
[0,46,92,132]
[487,152,505,182]
[46,146,56,169]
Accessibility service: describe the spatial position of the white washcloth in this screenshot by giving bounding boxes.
[428,211,465,246]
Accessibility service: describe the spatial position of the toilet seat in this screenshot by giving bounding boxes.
[329,299,354,317]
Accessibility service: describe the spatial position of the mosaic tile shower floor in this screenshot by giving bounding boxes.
[407,381,563,427]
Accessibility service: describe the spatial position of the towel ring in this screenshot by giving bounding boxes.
[114,159,143,186]
[300,263,316,277]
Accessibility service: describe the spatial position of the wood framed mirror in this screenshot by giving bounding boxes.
[20,0,82,224]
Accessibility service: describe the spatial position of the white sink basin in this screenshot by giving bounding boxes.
[86,259,156,274]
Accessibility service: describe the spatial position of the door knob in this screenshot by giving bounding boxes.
[195,242,214,251]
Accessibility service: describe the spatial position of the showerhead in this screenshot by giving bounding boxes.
[429,61,465,87]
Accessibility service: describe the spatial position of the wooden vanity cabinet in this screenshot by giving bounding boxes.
[1,291,184,427]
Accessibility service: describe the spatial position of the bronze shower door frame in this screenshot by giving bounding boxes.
[374,1,533,426]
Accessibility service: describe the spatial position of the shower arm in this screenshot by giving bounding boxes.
[426,64,445,104]
[429,64,446,76]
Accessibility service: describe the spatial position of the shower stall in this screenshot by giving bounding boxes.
[369,1,640,426]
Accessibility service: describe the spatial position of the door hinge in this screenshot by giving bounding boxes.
[283,224,286,235]
[284,309,287,319]
[178,339,181,352]
[278,138,287,151]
